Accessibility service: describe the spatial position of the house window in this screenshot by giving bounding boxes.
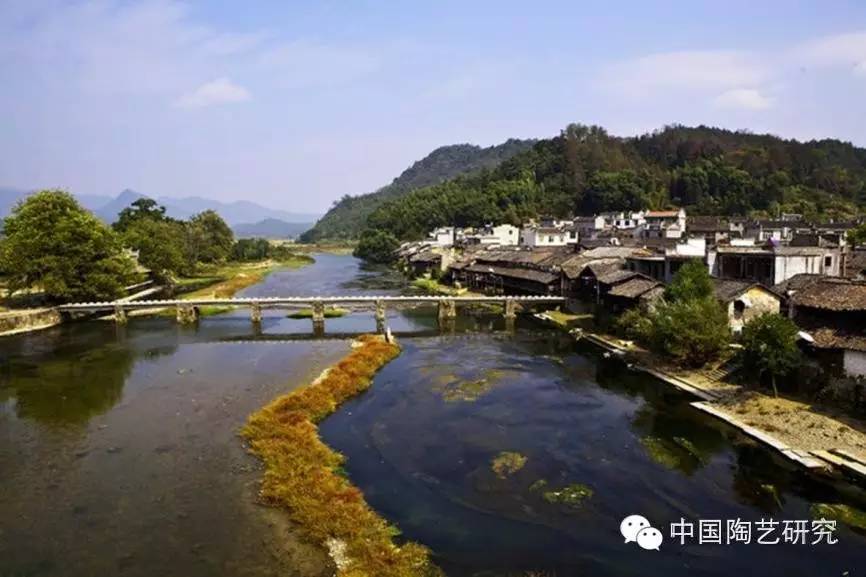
[733,300,746,319]
[548,235,555,243]
[825,256,833,268]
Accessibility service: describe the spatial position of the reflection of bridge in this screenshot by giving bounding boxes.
[56,295,565,327]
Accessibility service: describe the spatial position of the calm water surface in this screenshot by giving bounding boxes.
[2,254,865,577]
[320,333,866,576]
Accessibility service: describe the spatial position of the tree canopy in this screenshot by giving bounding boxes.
[353,229,399,263]
[617,259,730,367]
[187,210,234,263]
[739,314,802,397]
[300,139,537,241]
[339,124,866,246]
[0,190,133,302]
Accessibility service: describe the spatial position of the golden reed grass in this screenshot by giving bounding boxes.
[241,335,440,577]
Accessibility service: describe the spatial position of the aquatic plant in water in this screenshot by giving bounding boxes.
[639,436,683,469]
[811,503,866,531]
[433,369,508,402]
[491,452,528,479]
[241,335,440,577]
[541,483,594,507]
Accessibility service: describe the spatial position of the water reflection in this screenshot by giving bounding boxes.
[320,332,866,577]
[0,326,138,425]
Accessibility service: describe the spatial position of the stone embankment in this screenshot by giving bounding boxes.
[0,308,62,337]
[535,311,866,485]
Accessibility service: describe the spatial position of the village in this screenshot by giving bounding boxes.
[397,210,866,382]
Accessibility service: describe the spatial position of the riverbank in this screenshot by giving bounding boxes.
[241,335,439,577]
[150,255,314,317]
[537,310,866,482]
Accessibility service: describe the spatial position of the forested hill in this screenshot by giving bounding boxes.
[299,139,536,241]
[362,124,866,241]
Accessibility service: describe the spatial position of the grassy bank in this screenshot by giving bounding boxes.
[179,255,314,300]
[241,335,439,577]
[287,307,349,319]
[290,242,356,255]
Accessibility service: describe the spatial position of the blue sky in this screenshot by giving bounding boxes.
[1,1,865,213]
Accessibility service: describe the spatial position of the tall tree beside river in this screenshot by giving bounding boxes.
[0,190,134,302]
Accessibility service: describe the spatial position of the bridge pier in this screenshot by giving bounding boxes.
[374,299,386,323]
[504,298,517,319]
[438,299,456,320]
[250,302,263,324]
[176,304,198,325]
[114,305,128,325]
[311,300,325,333]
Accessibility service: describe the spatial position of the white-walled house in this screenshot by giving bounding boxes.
[521,226,570,247]
[463,224,520,246]
[427,227,455,247]
[604,211,645,230]
[710,244,842,286]
[643,209,687,239]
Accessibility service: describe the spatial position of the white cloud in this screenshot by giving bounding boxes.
[854,60,866,77]
[713,88,774,110]
[601,50,766,93]
[796,31,866,73]
[175,77,251,108]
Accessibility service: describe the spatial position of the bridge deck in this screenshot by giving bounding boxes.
[57,294,565,312]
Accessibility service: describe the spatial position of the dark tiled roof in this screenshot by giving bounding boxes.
[791,279,866,311]
[582,261,625,280]
[710,278,779,303]
[845,250,866,279]
[409,251,442,263]
[607,277,663,299]
[463,264,559,285]
[597,269,640,285]
[688,216,727,232]
[711,279,754,302]
[808,327,866,352]
[772,273,825,294]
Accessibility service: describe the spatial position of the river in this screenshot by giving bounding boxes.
[1,254,865,576]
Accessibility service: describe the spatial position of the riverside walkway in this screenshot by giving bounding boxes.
[56,295,565,325]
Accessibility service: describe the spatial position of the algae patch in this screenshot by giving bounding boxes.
[811,503,866,531]
[432,369,509,402]
[639,436,683,469]
[491,452,528,479]
[541,483,594,507]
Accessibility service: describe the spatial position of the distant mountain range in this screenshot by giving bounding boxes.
[232,218,314,239]
[300,138,537,242]
[0,187,319,236]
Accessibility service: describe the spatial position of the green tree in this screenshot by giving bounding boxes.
[231,238,272,261]
[353,229,399,263]
[665,259,714,302]
[121,218,190,280]
[739,314,802,397]
[188,210,234,263]
[0,190,133,302]
[848,223,866,247]
[113,198,168,232]
[651,298,730,367]
[647,260,729,367]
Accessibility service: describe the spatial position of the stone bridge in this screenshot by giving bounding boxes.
[56,295,566,327]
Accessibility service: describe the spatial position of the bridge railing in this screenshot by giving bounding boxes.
[56,294,565,311]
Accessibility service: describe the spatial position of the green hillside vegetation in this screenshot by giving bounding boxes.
[360,124,866,242]
[300,139,536,242]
